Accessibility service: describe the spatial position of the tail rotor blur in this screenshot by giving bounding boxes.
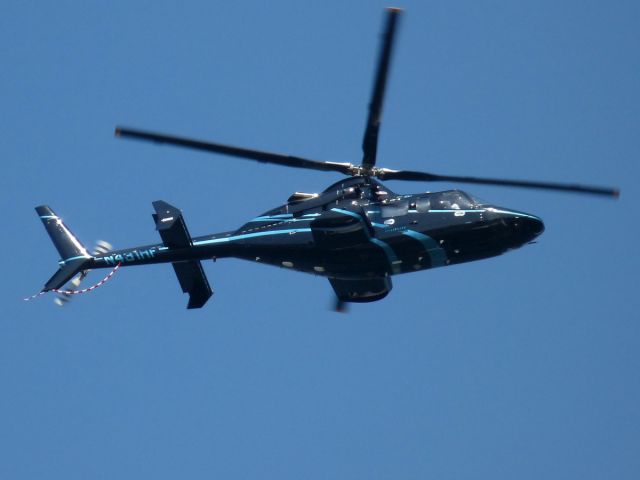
[54,240,113,306]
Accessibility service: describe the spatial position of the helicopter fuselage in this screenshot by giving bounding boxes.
[90,177,544,283]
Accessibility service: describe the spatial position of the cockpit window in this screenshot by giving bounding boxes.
[468,194,489,206]
[430,191,473,210]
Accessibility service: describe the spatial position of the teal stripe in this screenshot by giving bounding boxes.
[250,218,312,223]
[402,230,448,267]
[250,213,320,222]
[251,214,293,221]
[429,209,485,213]
[60,254,90,264]
[193,228,312,246]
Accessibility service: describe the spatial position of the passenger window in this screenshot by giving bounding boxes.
[431,194,450,210]
[381,201,408,218]
[416,197,430,212]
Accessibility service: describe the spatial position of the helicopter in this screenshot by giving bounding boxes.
[34,8,618,310]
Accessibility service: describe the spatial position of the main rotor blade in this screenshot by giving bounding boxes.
[361,8,402,169]
[333,296,348,313]
[115,127,354,175]
[377,169,620,197]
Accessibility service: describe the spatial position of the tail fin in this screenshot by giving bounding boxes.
[35,206,92,291]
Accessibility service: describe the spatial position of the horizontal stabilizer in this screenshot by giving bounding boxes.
[151,201,213,308]
[172,261,213,309]
[44,258,91,291]
[152,200,192,249]
[53,240,113,306]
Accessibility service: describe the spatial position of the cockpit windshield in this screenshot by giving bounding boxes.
[428,190,474,210]
[468,194,489,206]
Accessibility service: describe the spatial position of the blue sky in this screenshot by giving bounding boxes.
[1,1,639,478]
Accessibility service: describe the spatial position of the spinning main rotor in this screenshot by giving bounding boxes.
[115,8,619,199]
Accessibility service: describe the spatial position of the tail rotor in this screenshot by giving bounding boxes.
[53,240,113,306]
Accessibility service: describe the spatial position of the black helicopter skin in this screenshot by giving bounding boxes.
[100,179,543,278]
[35,177,542,307]
[33,9,616,309]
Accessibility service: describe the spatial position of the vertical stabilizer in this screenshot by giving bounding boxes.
[35,206,91,263]
[35,206,92,291]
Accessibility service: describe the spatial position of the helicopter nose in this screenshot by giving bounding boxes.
[507,211,545,243]
[487,207,545,244]
[518,215,545,240]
